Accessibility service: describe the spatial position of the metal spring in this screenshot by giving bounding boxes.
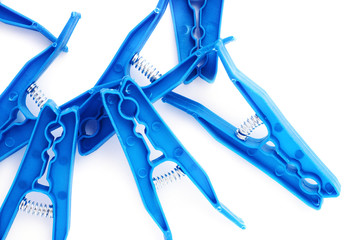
[131,53,162,82]
[152,165,186,189]
[19,197,53,218]
[27,83,48,109]
[236,114,263,141]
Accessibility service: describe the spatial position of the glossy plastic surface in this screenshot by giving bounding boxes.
[169,0,223,83]
[0,100,79,240]
[101,78,245,240]
[60,0,169,156]
[162,37,341,209]
[0,2,68,51]
[75,37,232,156]
[0,12,80,162]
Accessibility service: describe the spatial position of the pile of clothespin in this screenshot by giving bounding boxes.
[0,1,341,239]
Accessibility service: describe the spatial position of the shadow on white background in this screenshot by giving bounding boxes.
[0,0,359,239]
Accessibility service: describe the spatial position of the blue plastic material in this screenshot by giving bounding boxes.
[101,78,245,240]
[74,37,232,157]
[59,0,169,156]
[0,2,68,51]
[169,0,223,83]
[0,12,80,162]
[0,100,79,240]
[162,37,341,209]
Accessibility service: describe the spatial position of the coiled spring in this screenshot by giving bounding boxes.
[131,53,162,82]
[153,165,186,189]
[27,83,48,109]
[19,197,53,218]
[236,114,263,141]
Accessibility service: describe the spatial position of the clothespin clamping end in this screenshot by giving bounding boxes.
[0,100,79,240]
[100,77,245,240]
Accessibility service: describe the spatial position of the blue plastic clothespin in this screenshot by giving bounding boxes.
[73,36,230,157]
[162,37,340,209]
[0,100,79,240]
[0,2,68,51]
[0,0,170,160]
[169,0,223,83]
[0,12,80,162]
[101,78,245,240]
[52,0,214,157]
[59,0,170,156]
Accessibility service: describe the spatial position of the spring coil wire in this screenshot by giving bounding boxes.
[131,53,162,82]
[236,114,263,141]
[152,165,186,189]
[27,83,48,109]
[19,197,53,218]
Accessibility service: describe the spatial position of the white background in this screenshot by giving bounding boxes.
[0,0,359,239]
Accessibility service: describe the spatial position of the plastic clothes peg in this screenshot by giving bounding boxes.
[0,12,80,162]
[0,100,79,240]
[169,0,223,83]
[59,0,170,156]
[101,78,245,240]
[162,37,340,209]
[73,37,232,156]
[0,2,68,51]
